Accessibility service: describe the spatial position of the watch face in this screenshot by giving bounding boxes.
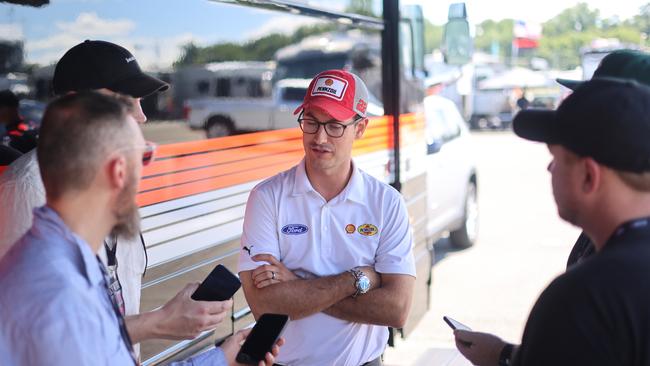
[358,276,371,293]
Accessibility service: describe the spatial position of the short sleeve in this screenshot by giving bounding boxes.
[238,184,281,273]
[374,192,416,276]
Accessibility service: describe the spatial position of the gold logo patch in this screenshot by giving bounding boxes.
[345,224,356,234]
[357,224,378,236]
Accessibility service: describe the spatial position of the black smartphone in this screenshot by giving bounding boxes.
[191,264,241,301]
[443,316,472,331]
[236,313,289,365]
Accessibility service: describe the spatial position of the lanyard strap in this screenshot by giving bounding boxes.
[103,234,118,267]
[96,258,138,365]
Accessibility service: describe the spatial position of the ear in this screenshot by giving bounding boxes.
[582,158,601,195]
[106,155,128,191]
[354,118,369,139]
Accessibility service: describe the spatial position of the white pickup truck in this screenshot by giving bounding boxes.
[185,78,310,138]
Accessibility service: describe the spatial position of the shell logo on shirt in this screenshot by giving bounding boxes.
[281,224,309,235]
[357,224,378,236]
[345,224,356,234]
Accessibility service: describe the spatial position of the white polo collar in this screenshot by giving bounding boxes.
[292,159,365,204]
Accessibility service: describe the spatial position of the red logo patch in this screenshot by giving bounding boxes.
[356,99,367,113]
[325,79,334,86]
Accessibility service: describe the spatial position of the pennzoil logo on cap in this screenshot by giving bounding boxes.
[311,75,348,101]
[358,224,378,236]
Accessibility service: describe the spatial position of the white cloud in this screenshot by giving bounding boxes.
[244,15,324,41]
[25,12,135,56]
[55,12,135,37]
[0,24,24,41]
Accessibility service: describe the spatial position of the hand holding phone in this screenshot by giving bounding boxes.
[191,264,241,301]
[443,316,472,331]
[236,313,289,365]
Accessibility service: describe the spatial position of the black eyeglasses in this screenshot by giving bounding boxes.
[297,112,363,138]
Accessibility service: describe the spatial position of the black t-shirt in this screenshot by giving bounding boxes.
[566,231,596,268]
[514,220,650,366]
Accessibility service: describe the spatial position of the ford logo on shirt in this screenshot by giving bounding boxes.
[281,224,309,235]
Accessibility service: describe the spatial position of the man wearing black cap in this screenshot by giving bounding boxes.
[453,78,650,366]
[0,41,229,352]
[555,49,650,268]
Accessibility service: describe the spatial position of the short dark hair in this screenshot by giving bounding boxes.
[37,91,132,199]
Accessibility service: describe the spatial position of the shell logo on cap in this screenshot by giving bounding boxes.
[325,79,334,86]
[358,224,378,236]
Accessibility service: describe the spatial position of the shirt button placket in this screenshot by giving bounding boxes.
[321,205,331,256]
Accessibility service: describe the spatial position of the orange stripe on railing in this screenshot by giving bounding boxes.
[136,114,412,207]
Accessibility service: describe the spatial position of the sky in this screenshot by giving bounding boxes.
[419,0,648,25]
[0,0,647,69]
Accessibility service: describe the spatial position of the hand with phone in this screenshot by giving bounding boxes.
[449,321,508,366]
[144,264,241,340]
[236,313,289,365]
[220,313,288,366]
[191,264,242,301]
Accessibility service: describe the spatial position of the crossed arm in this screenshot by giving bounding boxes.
[240,254,414,328]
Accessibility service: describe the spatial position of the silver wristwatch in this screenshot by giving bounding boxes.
[349,267,371,297]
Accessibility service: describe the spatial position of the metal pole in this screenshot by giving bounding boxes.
[382,0,401,192]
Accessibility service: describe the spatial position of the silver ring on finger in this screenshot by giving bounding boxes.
[271,271,276,280]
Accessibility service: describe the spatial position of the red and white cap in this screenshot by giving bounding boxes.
[293,69,369,121]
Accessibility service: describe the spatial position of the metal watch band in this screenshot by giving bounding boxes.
[349,267,363,297]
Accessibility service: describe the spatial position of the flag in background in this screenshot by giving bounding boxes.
[513,20,542,49]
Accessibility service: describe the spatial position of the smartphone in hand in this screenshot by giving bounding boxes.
[191,264,241,301]
[443,316,472,331]
[236,313,289,365]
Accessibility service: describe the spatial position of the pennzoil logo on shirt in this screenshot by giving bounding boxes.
[358,224,378,236]
[281,224,309,235]
[311,75,348,101]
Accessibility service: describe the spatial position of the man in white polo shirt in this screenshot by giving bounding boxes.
[238,69,416,366]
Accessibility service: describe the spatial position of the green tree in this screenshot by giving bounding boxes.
[474,19,514,60]
[424,19,443,53]
[345,0,376,17]
[542,2,599,36]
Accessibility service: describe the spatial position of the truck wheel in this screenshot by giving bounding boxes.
[450,180,478,248]
[206,117,233,139]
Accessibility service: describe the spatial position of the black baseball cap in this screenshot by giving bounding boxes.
[556,49,650,90]
[53,40,169,98]
[514,78,650,173]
